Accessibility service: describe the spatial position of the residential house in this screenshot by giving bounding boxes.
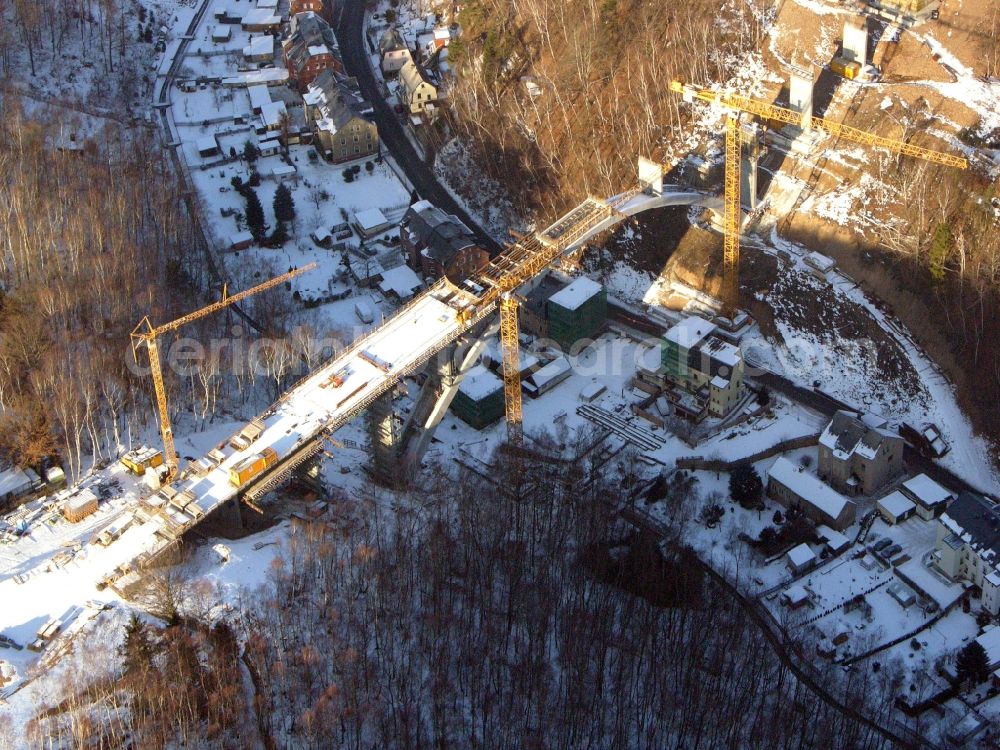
[636,316,745,420]
[787,543,817,575]
[283,12,343,91]
[400,200,488,282]
[379,27,413,74]
[934,492,1000,614]
[767,457,858,531]
[818,411,904,495]
[398,59,438,113]
[303,70,378,162]
[290,0,328,18]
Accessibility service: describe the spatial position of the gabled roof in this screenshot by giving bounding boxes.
[402,201,477,266]
[400,59,434,93]
[769,457,854,521]
[284,12,340,73]
[378,27,407,54]
[306,70,374,135]
[819,410,898,461]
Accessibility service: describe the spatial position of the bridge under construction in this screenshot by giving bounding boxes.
[103,170,720,590]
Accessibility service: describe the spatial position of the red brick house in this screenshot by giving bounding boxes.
[401,200,489,283]
[283,12,343,91]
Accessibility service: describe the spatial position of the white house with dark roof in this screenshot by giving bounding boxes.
[934,492,1000,614]
[817,410,904,496]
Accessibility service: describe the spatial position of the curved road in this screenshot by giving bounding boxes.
[335,1,503,255]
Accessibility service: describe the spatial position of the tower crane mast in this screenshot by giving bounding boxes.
[669,79,967,311]
[131,263,317,479]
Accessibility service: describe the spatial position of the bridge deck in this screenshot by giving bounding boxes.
[139,282,481,544]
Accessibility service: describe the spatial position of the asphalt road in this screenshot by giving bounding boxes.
[335,1,503,256]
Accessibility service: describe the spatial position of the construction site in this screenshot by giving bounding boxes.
[3,0,1000,742]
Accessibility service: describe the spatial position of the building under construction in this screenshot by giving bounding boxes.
[450,366,505,429]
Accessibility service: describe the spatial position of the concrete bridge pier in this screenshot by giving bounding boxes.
[367,389,401,487]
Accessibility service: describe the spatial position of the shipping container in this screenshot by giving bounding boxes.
[830,57,861,80]
[120,446,164,475]
[228,447,278,487]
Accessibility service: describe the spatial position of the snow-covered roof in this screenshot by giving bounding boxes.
[65,489,98,513]
[242,9,281,26]
[257,0,278,7]
[664,315,714,348]
[224,69,289,86]
[819,410,897,462]
[525,356,572,391]
[815,525,850,552]
[248,84,272,110]
[978,625,1000,669]
[787,543,816,568]
[377,265,422,298]
[230,230,254,245]
[354,207,389,231]
[196,135,218,153]
[268,164,296,178]
[579,382,606,401]
[308,44,330,57]
[547,276,603,312]
[710,375,729,390]
[769,457,852,521]
[212,25,232,40]
[804,251,836,272]
[939,493,1000,567]
[0,468,35,497]
[458,366,503,401]
[244,36,274,57]
[902,473,953,509]
[877,490,916,519]
[260,100,287,127]
[783,585,810,605]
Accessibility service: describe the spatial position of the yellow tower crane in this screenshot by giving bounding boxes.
[668,79,968,311]
[131,263,317,480]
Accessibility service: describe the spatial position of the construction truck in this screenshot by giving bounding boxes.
[228,447,278,487]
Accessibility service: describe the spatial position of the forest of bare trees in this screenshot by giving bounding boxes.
[23,451,904,748]
[0,104,321,482]
[443,0,771,217]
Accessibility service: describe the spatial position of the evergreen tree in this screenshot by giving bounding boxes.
[928,222,953,281]
[729,465,764,509]
[956,641,990,687]
[121,613,155,675]
[269,220,290,246]
[273,183,296,223]
[243,140,259,163]
[244,188,266,240]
